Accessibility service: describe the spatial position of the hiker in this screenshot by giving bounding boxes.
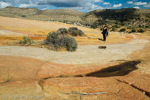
[101,24,108,41]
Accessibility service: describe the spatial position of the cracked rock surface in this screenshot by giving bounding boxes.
[0,36,150,100]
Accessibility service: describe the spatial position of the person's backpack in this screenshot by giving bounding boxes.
[106,31,108,36]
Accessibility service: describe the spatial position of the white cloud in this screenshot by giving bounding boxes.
[37,0,103,7]
[103,2,111,5]
[0,1,11,8]
[66,7,88,12]
[93,0,103,3]
[144,2,150,8]
[42,8,47,10]
[113,3,122,8]
[90,4,103,10]
[127,1,133,4]
[0,0,104,12]
[133,6,140,9]
[19,3,37,8]
[84,2,92,7]
[19,1,37,8]
[134,1,147,5]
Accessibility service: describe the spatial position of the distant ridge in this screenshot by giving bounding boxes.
[0,6,85,23]
[0,6,150,27]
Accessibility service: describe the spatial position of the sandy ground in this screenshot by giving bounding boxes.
[0,39,149,65]
[0,16,99,35]
[0,30,25,36]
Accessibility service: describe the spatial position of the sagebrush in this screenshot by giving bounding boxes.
[68,27,85,36]
[46,31,77,51]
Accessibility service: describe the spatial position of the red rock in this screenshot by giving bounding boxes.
[125,34,134,39]
[117,72,150,97]
[39,77,149,100]
[0,55,44,82]
[37,62,116,79]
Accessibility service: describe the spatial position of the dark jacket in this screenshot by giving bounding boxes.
[102,28,107,34]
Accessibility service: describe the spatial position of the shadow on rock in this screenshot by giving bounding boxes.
[86,60,141,77]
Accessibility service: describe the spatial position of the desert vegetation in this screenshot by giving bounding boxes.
[19,36,31,45]
[45,27,86,51]
[68,27,85,36]
[56,27,85,36]
[46,32,77,51]
[3,27,85,51]
[120,28,126,32]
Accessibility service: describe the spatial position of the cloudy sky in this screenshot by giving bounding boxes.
[0,0,150,12]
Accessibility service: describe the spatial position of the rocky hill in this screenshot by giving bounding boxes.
[84,8,150,25]
[0,6,150,28]
[0,6,40,18]
[0,6,85,23]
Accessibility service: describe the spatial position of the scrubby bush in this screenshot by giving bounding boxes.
[145,25,150,28]
[68,27,78,32]
[21,15,26,17]
[91,25,97,29]
[46,32,58,43]
[120,28,126,32]
[72,30,79,36]
[46,32,77,51]
[138,25,143,28]
[111,27,116,31]
[19,36,31,44]
[78,30,85,36]
[57,28,68,35]
[127,26,132,29]
[138,29,145,33]
[112,24,120,28]
[131,28,136,32]
[19,40,23,44]
[65,37,77,51]
[120,23,125,26]
[68,27,85,36]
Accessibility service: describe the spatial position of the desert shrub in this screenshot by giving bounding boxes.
[111,27,116,31]
[71,30,79,36]
[127,26,132,29]
[131,28,136,32]
[46,32,58,42]
[19,40,23,44]
[120,23,125,26]
[91,25,97,29]
[63,20,67,23]
[78,30,85,36]
[65,37,77,51]
[112,24,120,28]
[138,25,144,28]
[68,27,85,36]
[68,27,78,32]
[21,36,31,44]
[31,40,37,44]
[145,25,150,28]
[120,28,126,32]
[138,29,145,33]
[116,25,120,28]
[21,15,26,17]
[46,32,77,51]
[57,28,68,35]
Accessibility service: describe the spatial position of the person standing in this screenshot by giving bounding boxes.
[102,24,108,41]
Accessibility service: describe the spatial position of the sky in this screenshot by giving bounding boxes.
[0,0,150,12]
